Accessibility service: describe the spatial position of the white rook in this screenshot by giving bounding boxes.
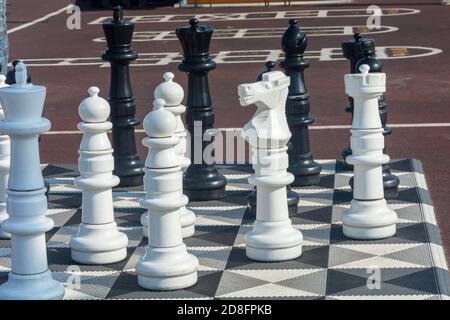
[141,72,195,239]
[238,71,303,262]
[70,87,128,264]
[136,98,198,290]
[0,62,64,299]
[342,64,397,239]
[0,74,10,238]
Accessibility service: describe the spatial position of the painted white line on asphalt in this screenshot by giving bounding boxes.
[42,123,450,135]
[7,4,73,34]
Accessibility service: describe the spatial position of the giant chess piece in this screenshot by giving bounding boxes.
[70,87,128,264]
[176,18,227,201]
[247,61,300,216]
[355,40,399,193]
[280,19,321,186]
[141,72,196,239]
[102,5,144,187]
[0,73,10,239]
[342,64,397,239]
[136,98,198,290]
[238,71,303,261]
[340,33,373,169]
[0,62,64,300]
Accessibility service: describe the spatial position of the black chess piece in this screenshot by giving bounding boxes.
[102,6,144,187]
[340,33,374,170]
[176,18,227,201]
[246,61,300,216]
[280,20,321,186]
[353,40,399,194]
[5,60,32,85]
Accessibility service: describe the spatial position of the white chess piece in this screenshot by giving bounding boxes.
[0,74,10,239]
[0,62,64,300]
[238,71,303,262]
[140,72,195,239]
[70,86,128,264]
[136,98,198,290]
[342,64,397,239]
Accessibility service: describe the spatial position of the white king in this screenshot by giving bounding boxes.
[136,98,198,290]
[342,64,398,239]
[70,87,128,264]
[238,71,303,262]
[0,62,64,299]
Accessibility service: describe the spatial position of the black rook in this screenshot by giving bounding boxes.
[280,20,321,186]
[355,40,399,192]
[176,19,227,201]
[102,6,144,187]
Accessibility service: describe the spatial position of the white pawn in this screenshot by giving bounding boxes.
[342,64,397,239]
[238,71,303,262]
[140,72,195,239]
[136,98,198,290]
[70,86,128,264]
[0,62,64,300]
[0,74,10,238]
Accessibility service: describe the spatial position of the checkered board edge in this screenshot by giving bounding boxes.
[0,158,448,300]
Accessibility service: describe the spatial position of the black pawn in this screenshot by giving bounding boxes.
[247,61,300,216]
[102,6,144,187]
[340,33,374,169]
[280,19,321,186]
[353,40,399,193]
[176,19,227,201]
[5,60,32,85]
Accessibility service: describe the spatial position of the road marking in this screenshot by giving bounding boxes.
[43,123,450,135]
[89,8,421,24]
[92,25,398,42]
[17,46,442,67]
[7,4,74,34]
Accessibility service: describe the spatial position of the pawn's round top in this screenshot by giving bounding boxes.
[78,87,111,123]
[154,72,184,107]
[143,98,176,138]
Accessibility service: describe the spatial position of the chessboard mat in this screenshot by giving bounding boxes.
[0,158,448,300]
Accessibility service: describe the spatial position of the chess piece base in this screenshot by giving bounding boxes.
[289,157,322,187]
[245,220,303,262]
[342,199,397,240]
[247,188,299,216]
[0,270,64,300]
[183,167,227,201]
[141,208,196,239]
[70,222,128,264]
[136,244,198,291]
[114,162,144,188]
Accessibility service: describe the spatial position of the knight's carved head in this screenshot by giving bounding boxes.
[237,71,290,109]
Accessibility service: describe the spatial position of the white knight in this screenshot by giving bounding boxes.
[342,64,397,239]
[238,71,303,262]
